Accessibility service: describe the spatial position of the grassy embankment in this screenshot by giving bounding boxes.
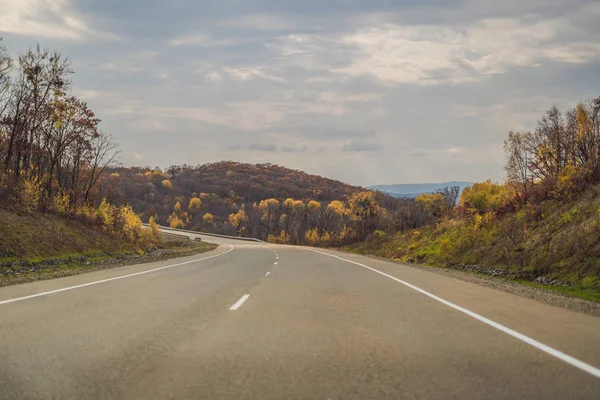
[348,185,600,303]
[0,210,217,286]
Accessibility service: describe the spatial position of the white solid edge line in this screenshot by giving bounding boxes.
[265,271,271,277]
[307,248,600,380]
[229,294,250,310]
[0,245,235,306]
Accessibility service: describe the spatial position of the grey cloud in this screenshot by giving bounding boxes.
[410,149,433,157]
[281,145,308,153]
[343,140,383,152]
[227,143,278,152]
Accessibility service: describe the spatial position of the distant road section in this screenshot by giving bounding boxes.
[1,232,600,399]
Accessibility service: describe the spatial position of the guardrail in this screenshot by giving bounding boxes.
[142,224,264,243]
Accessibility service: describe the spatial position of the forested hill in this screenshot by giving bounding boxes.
[99,162,422,242]
[102,161,362,205]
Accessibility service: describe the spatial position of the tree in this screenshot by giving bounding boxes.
[416,193,447,219]
[460,180,511,214]
[147,215,161,244]
[504,131,534,194]
[0,38,11,119]
[229,208,248,236]
[348,191,382,239]
[173,201,182,213]
[203,212,214,224]
[3,45,73,176]
[189,197,202,209]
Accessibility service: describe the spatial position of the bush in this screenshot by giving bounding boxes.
[53,192,71,215]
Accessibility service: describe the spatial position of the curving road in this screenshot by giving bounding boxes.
[1,232,600,399]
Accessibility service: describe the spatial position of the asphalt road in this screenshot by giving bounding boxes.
[2,233,600,399]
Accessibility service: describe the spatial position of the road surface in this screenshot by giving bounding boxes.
[1,232,600,399]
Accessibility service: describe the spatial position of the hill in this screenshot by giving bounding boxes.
[99,162,426,243]
[369,182,473,198]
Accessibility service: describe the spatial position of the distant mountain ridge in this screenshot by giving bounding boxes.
[368,182,474,198]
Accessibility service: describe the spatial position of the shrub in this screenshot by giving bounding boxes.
[53,191,71,215]
[21,173,43,212]
[119,206,142,243]
[145,215,161,245]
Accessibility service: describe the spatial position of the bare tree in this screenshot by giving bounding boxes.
[83,131,119,203]
[504,131,534,193]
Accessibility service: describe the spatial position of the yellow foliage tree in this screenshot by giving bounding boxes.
[460,180,512,214]
[174,201,182,213]
[161,179,172,188]
[189,197,202,209]
[119,206,142,243]
[168,213,184,229]
[229,208,248,235]
[203,212,214,224]
[305,228,320,246]
[307,200,321,210]
[268,230,291,244]
[416,193,447,218]
[146,215,161,244]
[327,200,345,215]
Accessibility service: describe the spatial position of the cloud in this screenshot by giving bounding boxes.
[445,147,464,157]
[343,139,383,152]
[410,149,433,157]
[0,0,118,40]
[127,118,170,132]
[273,2,600,86]
[281,145,308,153]
[223,66,287,83]
[167,34,234,47]
[131,152,144,161]
[227,143,278,152]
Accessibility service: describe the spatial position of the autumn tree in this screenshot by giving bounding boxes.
[203,212,214,224]
[229,207,248,236]
[348,191,382,239]
[416,193,447,220]
[189,197,202,209]
[460,180,512,214]
[258,198,280,239]
[3,45,73,177]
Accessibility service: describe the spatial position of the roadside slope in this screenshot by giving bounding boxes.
[348,185,600,302]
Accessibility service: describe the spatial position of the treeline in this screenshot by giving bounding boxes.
[355,95,600,287]
[504,98,600,200]
[101,163,432,245]
[0,40,157,247]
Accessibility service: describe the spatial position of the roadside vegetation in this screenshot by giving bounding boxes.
[350,96,600,301]
[0,40,176,279]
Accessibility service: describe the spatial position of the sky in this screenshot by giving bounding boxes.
[1,0,599,186]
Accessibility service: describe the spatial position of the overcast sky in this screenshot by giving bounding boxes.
[1,0,599,186]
